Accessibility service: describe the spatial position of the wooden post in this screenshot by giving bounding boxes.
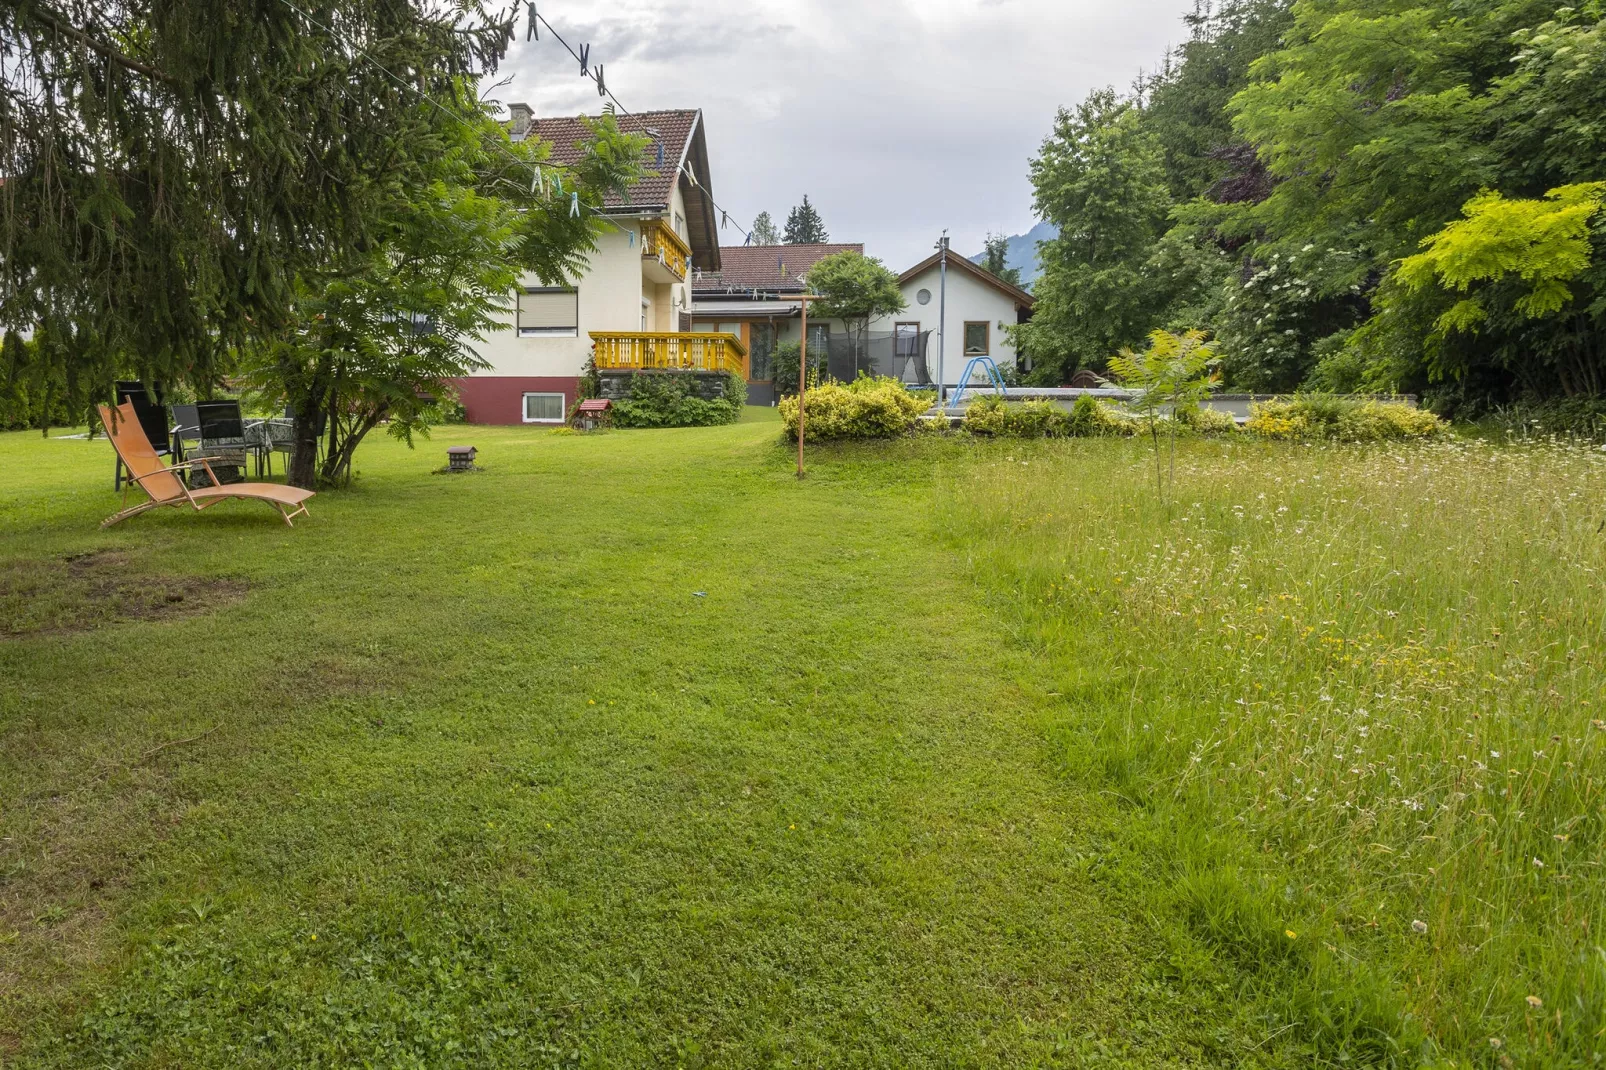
[798,298,809,479]
[794,294,824,480]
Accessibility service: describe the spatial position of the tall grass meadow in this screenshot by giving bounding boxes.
[943,436,1606,1066]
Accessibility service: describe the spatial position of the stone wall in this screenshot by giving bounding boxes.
[597,369,736,402]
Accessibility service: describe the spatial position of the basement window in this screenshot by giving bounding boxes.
[522,392,566,423]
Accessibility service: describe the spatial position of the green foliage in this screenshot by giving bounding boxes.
[805,252,906,375]
[1023,0,1606,408]
[770,341,828,399]
[750,211,781,246]
[610,372,744,429]
[778,376,931,440]
[783,196,829,245]
[1107,328,1221,495]
[806,253,906,325]
[0,0,525,399]
[1391,183,1606,338]
[1243,397,1446,440]
[241,108,645,487]
[1013,90,1173,382]
[979,234,1024,288]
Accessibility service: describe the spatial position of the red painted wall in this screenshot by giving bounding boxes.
[450,376,580,425]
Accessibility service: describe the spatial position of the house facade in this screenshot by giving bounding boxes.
[691,243,1035,404]
[875,251,1036,391]
[456,106,745,424]
[689,243,862,406]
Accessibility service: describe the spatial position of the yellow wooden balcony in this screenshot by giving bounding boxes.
[641,220,691,283]
[591,332,748,375]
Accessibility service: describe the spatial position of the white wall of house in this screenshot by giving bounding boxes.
[872,264,1023,385]
[471,180,698,379]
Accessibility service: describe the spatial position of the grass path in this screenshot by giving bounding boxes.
[0,415,1265,1067]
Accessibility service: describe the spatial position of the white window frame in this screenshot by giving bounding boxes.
[521,392,567,424]
[517,287,579,338]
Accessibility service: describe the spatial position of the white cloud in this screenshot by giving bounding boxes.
[500,0,1193,267]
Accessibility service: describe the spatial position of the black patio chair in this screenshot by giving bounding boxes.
[170,403,202,465]
[113,381,169,491]
[192,400,248,487]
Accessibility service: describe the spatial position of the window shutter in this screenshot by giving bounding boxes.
[518,289,578,333]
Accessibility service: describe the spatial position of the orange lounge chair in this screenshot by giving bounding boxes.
[97,401,315,528]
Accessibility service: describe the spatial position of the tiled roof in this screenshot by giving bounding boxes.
[520,109,698,211]
[514,107,720,269]
[692,243,864,293]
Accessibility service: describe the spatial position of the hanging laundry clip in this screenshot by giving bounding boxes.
[595,65,606,97]
[570,192,580,218]
[553,173,563,195]
[526,2,538,40]
[531,165,542,195]
[577,43,590,77]
[721,210,728,230]
[627,229,635,248]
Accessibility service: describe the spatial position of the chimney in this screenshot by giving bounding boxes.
[508,102,533,141]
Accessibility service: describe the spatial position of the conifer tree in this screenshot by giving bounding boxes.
[784,197,830,244]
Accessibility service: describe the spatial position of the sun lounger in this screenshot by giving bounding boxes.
[96,401,315,527]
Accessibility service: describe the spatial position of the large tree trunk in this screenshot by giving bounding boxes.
[288,397,323,490]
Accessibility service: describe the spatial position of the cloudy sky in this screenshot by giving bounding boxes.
[496,0,1195,269]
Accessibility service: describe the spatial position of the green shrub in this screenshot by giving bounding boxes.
[1336,399,1444,440]
[965,394,1145,438]
[961,395,1011,436]
[1066,394,1137,437]
[1179,405,1238,434]
[1244,397,1445,441]
[1475,397,1606,441]
[611,371,743,429]
[778,375,931,440]
[771,341,827,399]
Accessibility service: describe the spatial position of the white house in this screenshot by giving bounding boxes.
[875,249,1036,392]
[691,242,1035,403]
[454,106,745,424]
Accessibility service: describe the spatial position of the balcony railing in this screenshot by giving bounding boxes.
[641,220,691,281]
[591,332,747,375]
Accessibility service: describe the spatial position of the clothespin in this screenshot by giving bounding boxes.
[721,210,728,230]
[655,142,664,169]
[743,233,752,246]
[570,192,580,218]
[553,173,563,195]
[596,65,606,97]
[578,43,589,76]
[628,228,635,248]
[531,165,542,194]
[526,2,538,40]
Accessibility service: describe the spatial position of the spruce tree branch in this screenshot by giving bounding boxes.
[26,5,181,86]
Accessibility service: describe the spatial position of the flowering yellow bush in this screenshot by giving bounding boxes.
[1244,400,1310,439]
[779,377,931,440]
[1245,398,1444,441]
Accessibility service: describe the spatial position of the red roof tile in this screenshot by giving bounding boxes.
[516,108,720,269]
[692,243,864,293]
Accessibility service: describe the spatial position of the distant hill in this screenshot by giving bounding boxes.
[970,221,1056,292]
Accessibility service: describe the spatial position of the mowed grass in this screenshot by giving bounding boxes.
[0,416,1288,1069]
[943,435,1606,1066]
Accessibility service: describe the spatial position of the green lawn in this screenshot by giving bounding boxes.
[0,414,1262,1068]
[2,416,1601,1067]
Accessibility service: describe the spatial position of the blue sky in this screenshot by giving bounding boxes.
[496,0,1198,269]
